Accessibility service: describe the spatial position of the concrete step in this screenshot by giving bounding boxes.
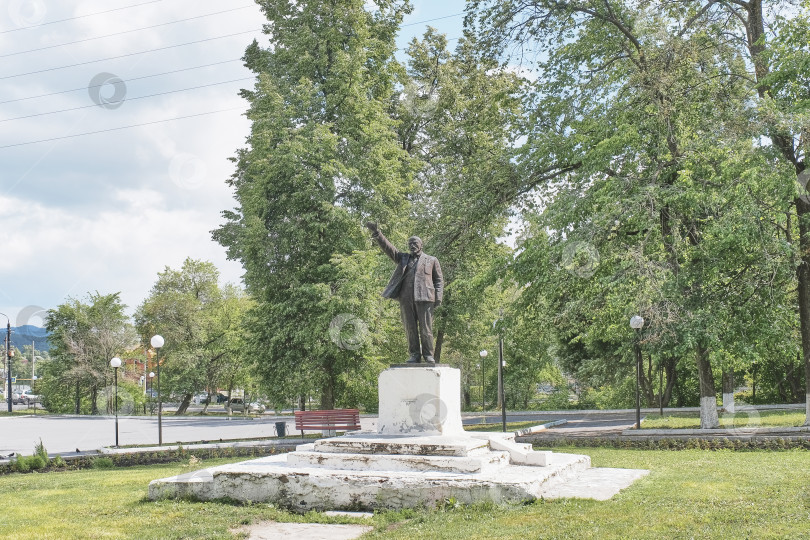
[148,450,598,510]
[287,449,511,473]
[313,433,488,457]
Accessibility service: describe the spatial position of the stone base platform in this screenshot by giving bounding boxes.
[149,367,648,509]
[149,431,648,510]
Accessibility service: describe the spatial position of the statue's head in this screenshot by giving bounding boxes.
[408,236,423,256]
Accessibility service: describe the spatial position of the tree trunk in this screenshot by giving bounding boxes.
[695,344,719,428]
[788,353,803,402]
[90,385,99,415]
[298,395,306,412]
[722,370,735,413]
[434,330,444,363]
[751,362,757,403]
[738,0,810,425]
[661,356,677,407]
[74,380,81,414]
[795,198,810,425]
[639,353,656,406]
[320,374,335,410]
[175,393,192,415]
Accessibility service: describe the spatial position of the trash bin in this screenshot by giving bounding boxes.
[275,421,286,437]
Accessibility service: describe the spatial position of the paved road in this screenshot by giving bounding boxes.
[0,409,642,458]
[0,414,300,457]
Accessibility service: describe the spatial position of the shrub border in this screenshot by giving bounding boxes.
[521,436,810,451]
[0,444,296,476]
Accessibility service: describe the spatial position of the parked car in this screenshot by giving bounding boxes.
[247,402,266,413]
[227,397,245,412]
[11,391,24,405]
[227,398,265,414]
[192,392,210,404]
[21,391,41,404]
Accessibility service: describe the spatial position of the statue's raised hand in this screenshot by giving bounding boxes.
[365,221,380,237]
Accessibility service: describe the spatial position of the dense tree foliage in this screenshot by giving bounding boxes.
[135,258,253,414]
[32,1,809,419]
[466,0,807,425]
[43,293,135,414]
[214,0,415,409]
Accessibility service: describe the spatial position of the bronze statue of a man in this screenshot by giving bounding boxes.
[366,222,443,364]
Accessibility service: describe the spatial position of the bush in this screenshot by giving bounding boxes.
[581,379,636,410]
[1,444,293,476]
[12,455,46,473]
[524,436,810,451]
[91,457,115,469]
[538,387,576,410]
[34,439,48,462]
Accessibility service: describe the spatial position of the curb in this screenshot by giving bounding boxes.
[623,426,810,437]
[0,438,304,466]
[514,419,568,437]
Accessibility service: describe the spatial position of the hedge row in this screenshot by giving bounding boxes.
[523,436,810,451]
[0,444,296,476]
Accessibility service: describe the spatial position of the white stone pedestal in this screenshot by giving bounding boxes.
[149,364,649,509]
[377,365,465,436]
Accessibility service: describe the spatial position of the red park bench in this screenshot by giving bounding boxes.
[294,408,362,436]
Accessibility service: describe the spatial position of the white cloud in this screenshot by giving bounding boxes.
[0,0,465,320]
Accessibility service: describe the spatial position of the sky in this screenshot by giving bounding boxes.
[0,0,467,326]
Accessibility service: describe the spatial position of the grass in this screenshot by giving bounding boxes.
[0,456,368,540]
[641,409,808,429]
[366,447,810,539]
[3,447,809,539]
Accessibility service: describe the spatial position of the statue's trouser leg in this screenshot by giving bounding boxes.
[399,297,421,357]
[416,302,435,358]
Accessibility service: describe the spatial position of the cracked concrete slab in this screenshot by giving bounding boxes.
[539,467,650,500]
[233,522,372,540]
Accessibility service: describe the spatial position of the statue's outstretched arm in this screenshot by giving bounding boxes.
[366,222,399,262]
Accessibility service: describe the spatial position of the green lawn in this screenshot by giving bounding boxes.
[2,447,809,539]
[642,409,807,429]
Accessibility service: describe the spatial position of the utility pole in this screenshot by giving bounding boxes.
[6,321,12,413]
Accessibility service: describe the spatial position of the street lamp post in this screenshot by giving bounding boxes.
[110,357,122,447]
[151,335,164,445]
[32,375,37,415]
[0,313,11,413]
[493,313,507,433]
[479,350,487,411]
[498,336,506,432]
[630,315,645,429]
[148,371,155,415]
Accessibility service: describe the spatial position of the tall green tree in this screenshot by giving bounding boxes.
[721,0,810,423]
[135,258,253,414]
[214,0,413,408]
[468,0,797,426]
[43,293,134,414]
